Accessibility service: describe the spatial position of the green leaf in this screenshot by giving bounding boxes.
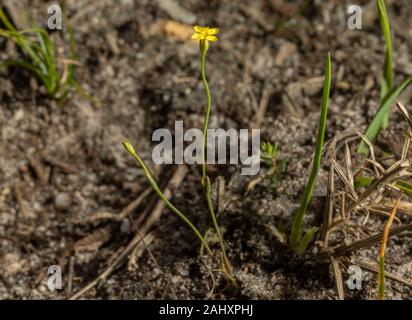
[394,180,412,196]
[354,176,412,196]
[354,176,373,189]
[297,227,318,255]
[357,76,412,156]
[377,0,393,128]
[290,52,331,253]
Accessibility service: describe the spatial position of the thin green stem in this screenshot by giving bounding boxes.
[377,194,401,300]
[204,177,234,281]
[123,140,215,260]
[201,49,211,181]
[199,42,233,279]
[378,256,385,300]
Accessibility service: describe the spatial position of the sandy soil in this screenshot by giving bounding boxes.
[0,0,411,300]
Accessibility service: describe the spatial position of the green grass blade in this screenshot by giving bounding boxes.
[357,76,412,155]
[378,256,385,299]
[0,59,48,85]
[297,227,318,255]
[377,0,393,128]
[355,176,412,196]
[290,52,332,253]
[0,8,17,31]
[0,10,73,98]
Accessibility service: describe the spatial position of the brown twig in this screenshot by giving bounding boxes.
[43,153,80,175]
[128,231,158,271]
[27,153,47,185]
[330,224,412,257]
[330,256,345,300]
[66,256,75,296]
[81,188,152,223]
[321,162,334,247]
[354,260,412,288]
[13,183,29,218]
[249,85,273,131]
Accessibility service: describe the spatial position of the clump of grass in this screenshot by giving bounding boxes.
[377,193,401,300]
[0,7,77,101]
[357,0,412,155]
[289,51,332,254]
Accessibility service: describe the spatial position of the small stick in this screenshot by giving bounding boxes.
[354,260,412,288]
[377,193,402,300]
[330,223,412,257]
[345,160,409,216]
[355,131,381,177]
[396,102,412,130]
[43,154,80,175]
[340,192,346,220]
[331,160,357,200]
[330,256,345,300]
[66,256,75,296]
[27,153,47,185]
[81,188,152,223]
[119,188,152,220]
[321,162,334,247]
[249,85,273,131]
[128,231,158,271]
[345,141,354,189]
[13,183,29,218]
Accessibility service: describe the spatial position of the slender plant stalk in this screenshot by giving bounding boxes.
[290,52,332,253]
[377,194,401,300]
[199,41,233,280]
[377,0,393,128]
[200,47,210,181]
[122,140,215,260]
[357,0,412,155]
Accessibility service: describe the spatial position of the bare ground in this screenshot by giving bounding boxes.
[0,0,411,300]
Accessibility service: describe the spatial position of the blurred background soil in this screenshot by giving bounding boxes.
[0,0,411,299]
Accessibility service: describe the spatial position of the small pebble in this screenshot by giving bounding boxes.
[54,193,72,210]
[120,219,131,233]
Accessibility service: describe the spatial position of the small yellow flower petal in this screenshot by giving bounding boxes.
[192,26,219,43]
[206,35,218,42]
[191,33,203,40]
[207,28,220,35]
[194,26,205,33]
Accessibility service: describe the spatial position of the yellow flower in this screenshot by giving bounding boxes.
[191,26,219,42]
